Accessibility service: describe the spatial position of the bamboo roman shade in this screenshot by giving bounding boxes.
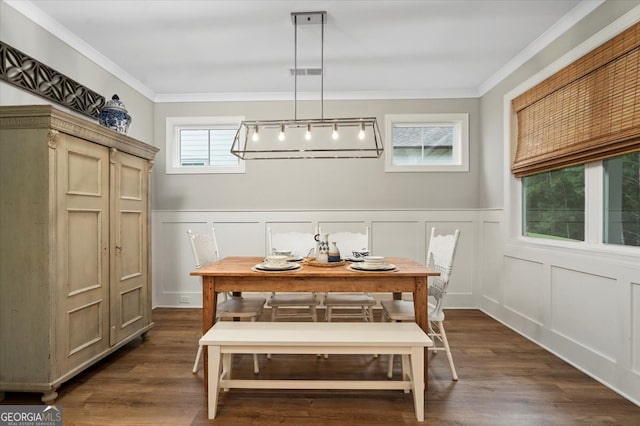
[511,23,640,177]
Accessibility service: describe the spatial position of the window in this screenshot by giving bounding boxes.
[604,152,640,247]
[166,116,245,174]
[385,114,469,172]
[522,165,585,241]
[508,22,639,252]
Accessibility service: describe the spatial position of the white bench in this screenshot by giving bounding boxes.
[199,321,433,421]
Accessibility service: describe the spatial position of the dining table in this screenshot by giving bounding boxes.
[190,256,440,389]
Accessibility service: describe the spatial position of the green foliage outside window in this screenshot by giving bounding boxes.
[523,166,585,241]
[604,152,640,247]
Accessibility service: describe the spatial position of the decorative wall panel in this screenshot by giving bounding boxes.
[481,221,502,303]
[371,221,420,260]
[427,221,475,297]
[633,281,640,374]
[503,256,545,325]
[0,41,105,119]
[551,266,617,361]
[153,210,482,307]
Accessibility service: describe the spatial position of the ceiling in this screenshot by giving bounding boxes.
[11,0,600,101]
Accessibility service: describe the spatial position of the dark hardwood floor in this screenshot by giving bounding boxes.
[2,308,638,425]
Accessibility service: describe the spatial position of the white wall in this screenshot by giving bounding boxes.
[478,0,640,405]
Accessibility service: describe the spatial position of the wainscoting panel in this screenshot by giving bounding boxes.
[217,221,263,256]
[480,221,503,304]
[156,220,208,305]
[503,256,545,326]
[317,221,368,235]
[632,281,640,374]
[370,220,421,260]
[152,209,483,308]
[495,230,640,405]
[550,266,617,362]
[426,221,475,305]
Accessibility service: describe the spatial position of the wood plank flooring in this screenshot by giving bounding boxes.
[1,308,638,425]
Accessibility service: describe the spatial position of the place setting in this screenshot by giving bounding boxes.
[252,254,302,272]
[272,248,304,262]
[347,256,398,272]
[344,249,370,262]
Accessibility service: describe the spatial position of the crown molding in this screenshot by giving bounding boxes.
[4,0,156,100]
[478,0,605,96]
[153,88,480,103]
[6,0,607,103]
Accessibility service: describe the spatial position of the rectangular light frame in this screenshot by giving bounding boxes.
[230,117,383,160]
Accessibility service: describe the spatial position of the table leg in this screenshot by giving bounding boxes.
[202,276,217,392]
[413,276,428,384]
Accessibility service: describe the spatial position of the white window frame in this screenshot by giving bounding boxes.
[384,113,469,172]
[165,116,245,174]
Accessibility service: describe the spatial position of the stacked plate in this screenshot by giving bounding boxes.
[349,256,396,271]
[254,262,301,271]
[363,256,384,267]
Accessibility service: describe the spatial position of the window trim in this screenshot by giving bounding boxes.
[165,116,245,174]
[384,113,469,173]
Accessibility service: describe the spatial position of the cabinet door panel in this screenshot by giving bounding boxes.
[56,135,110,374]
[110,151,149,344]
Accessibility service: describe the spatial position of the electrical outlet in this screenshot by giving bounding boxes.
[179,296,190,304]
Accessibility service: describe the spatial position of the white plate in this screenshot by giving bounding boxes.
[254,262,301,271]
[345,256,364,262]
[287,256,304,262]
[349,263,396,271]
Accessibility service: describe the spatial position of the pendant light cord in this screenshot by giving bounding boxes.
[321,13,324,120]
[294,14,298,121]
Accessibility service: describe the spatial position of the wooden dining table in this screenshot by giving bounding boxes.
[190,256,439,387]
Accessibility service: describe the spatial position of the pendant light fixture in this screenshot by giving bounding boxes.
[230,11,383,160]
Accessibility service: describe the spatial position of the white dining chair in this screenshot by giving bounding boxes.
[381,227,461,380]
[321,227,377,322]
[266,228,321,322]
[187,227,266,374]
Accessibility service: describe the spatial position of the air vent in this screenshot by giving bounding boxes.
[289,68,323,76]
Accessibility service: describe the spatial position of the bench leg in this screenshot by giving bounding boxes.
[222,353,233,392]
[207,346,222,419]
[410,347,425,422]
[401,354,411,393]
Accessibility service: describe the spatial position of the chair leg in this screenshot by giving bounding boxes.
[311,305,318,322]
[192,345,203,374]
[437,320,458,381]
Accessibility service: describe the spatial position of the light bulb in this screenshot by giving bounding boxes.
[305,124,312,141]
[278,125,285,141]
[358,123,366,140]
[251,125,259,142]
[331,124,339,140]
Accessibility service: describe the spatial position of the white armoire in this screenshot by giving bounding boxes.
[0,105,159,403]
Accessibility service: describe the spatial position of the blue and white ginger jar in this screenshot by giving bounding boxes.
[98,94,132,134]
